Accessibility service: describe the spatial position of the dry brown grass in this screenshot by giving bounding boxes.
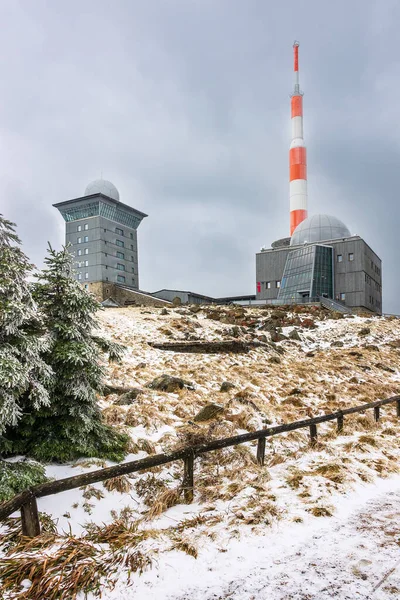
[313,462,348,484]
[0,527,153,600]
[307,505,334,517]
[170,537,198,558]
[103,475,132,493]
[134,473,169,505]
[85,518,159,549]
[102,405,126,424]
[81,485,105,501]
[146,487,182,520]
[286,467,310,489]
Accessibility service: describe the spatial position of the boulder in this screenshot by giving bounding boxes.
[193,403,224,422]
[331,340,344,347]
[359,327,371,336]
[160,308,169,315]
[220,381,236,392]
[146,374,195,392]
[268,356,281,364]
[189,305,202,313]
[289,387,303,396]
[114,388,143,405]
[289,329,301,341]
[375,363,395,373]
[271,332,288,343]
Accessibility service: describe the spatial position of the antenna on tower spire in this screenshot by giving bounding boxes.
[292,41,302,96]
[289,40,308,235]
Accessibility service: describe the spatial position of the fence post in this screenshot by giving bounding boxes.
[397,399,400,418]
[337,412,344,434]
[309,423,318,447]
[182,453,194,503]
[374,406,380,422]
[20,492,40,538]
[256,437,266,466]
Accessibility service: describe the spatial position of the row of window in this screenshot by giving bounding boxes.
[337,253,353,263]
[371,260,381,276]
[104,275,136,285]
[103,264,135,273]
[77,248,89,256]
[336,293,346,301]
[265,280,281,289]
[77,236,89,243]
[76,223,135,240]
[105,251,135,262]
[77,273,89,280]
[365,273,381,292]
[115,227,134,240]
[106,238,135,251]
[77,260,89,267]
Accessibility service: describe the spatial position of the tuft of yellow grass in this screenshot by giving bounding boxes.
[103,475,132,493]
[146,487,182,520]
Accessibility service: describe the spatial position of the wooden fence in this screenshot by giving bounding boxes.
[1,395,399,538]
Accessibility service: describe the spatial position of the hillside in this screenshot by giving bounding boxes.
[1,304,400,599]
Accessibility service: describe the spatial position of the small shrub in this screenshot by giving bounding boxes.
[0,460,47,502]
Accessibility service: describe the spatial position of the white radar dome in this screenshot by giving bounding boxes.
[290,214,351,246]
[85,179,120,201]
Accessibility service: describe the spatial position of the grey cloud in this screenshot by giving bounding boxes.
[0,0,398,310]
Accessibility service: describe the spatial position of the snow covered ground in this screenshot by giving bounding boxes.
[96,475,400,600]
[2,306,400,598]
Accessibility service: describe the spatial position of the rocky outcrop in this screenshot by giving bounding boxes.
[146,375,195,392]
[193,403,224,422]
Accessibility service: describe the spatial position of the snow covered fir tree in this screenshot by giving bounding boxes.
[0,218,128,499]
[4,244,129,463]
[0,215,51,499]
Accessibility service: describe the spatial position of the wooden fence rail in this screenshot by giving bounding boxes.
[1,395,399,537]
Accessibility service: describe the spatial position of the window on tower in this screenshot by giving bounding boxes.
[116,240,124,248]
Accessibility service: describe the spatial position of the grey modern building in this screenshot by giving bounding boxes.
[54,179,147,291]
[256,214,382,314]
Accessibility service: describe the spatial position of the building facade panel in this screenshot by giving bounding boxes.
[56,191,147,292]
[256,235,382,313]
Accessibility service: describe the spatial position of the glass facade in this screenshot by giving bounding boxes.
[100,203,141,229]
[58,200,142,229]
[278,244,333,304]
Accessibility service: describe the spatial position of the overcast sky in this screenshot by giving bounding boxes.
[1,0,399,311]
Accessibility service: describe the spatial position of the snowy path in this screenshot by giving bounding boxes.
[106,476,400,600]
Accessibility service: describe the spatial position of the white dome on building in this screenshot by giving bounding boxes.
[290,214,351,246]
[84,179,120,201]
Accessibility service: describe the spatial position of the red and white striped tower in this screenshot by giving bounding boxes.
[289,41,308,236]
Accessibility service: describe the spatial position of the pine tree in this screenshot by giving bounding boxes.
[0,215,51,499]
[8,244,128,462]
[0,215,51,441]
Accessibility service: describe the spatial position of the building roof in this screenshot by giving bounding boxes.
[53,193,148,219]
[290,214,351,246]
